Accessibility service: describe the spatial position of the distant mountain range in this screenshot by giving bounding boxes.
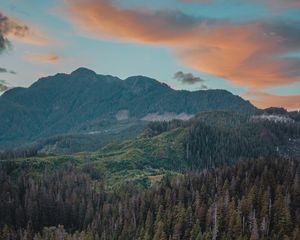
[0,67,256,149]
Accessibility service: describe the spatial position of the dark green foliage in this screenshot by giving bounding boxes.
[185,117,275,169]
[0,119,147,155]
[142,111,300,170]
[0,158,299,239]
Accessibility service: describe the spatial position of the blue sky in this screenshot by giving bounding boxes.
[0,0,300,109]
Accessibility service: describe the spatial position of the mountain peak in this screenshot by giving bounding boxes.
[71,67,96,76]
[125,75,171,90]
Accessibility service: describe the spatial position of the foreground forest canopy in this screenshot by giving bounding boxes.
[0,158,299,239]
[1,109,300,239]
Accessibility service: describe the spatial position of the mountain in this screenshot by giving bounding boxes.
[0,67,256,149]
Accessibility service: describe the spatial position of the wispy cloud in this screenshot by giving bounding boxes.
[25,53,59,64]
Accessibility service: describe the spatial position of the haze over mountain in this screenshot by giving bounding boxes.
[0,68,255,149]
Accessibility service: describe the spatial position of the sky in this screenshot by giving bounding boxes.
[0,0,300,110]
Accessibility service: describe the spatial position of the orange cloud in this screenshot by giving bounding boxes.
[25,54,59,64]
[65,0,201,46]
[243,91,300,111]
[178,31,300,89]
[65,0,300,92]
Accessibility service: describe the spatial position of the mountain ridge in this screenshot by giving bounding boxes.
[0,68,256,149]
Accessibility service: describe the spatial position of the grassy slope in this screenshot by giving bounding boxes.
[91,128,186,188]
[2,128,186,189]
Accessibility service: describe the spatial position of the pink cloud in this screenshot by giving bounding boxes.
[25,53,60,64]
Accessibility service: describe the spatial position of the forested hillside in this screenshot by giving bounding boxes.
[0,158,299,239]
[184,111,300,168]
[1,111,300,188]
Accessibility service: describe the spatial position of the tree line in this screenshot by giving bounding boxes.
[0,158,299,239]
